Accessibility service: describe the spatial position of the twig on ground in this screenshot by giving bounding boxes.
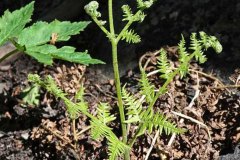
[139,50,160,70]
[41,124,75,148]
[170,110,212,142]
[94,84,117,100]
[145,129,160,160]
[209,85,240,89]
[168,73,200,147]
[76,126,91,138]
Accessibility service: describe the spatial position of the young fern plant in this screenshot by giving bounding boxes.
[125,32,222,148]
[84,1,158,159]
[28,74,130,160]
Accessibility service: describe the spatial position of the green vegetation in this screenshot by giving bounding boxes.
[0,2,103,65]
[0,1,223,159]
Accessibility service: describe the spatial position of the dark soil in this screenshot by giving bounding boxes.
[0,0,240,160]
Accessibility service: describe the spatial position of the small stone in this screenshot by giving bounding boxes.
[0,131,6,138]
[21,132,29,140]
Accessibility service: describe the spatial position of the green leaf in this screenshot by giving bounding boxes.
[75,85,85,102]
[24,44,55,65]
[122,5,133,21]
[122,86,143,123]
[108,135,130,160]
[21,84,40,107]
[50,46,105,65]
[25,51,53,65]
[18,20,90,47]
[138,111,186,136]
[121,29,141,44]
[0,2,34,46]
[157,48,173,79]
[24,44,104,65]
[139,68,155,103]
[97,103,116,125]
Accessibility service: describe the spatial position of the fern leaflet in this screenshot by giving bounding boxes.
[189,33,207,63]
[90,119,130,160]
[139,68,155,103]
[121,29,141,43]
[97,103,116,125]
[108,134,130,160]
[122,86,143,123]
[138,111,185,136]
[157,48,173,79]
[122,5,133,21]
[178,35,190,78]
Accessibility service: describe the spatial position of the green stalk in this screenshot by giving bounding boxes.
[108,0,129,159]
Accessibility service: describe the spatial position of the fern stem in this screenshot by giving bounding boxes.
[92,17,111,38]
[0,49,19,64]
[108,0,115,35]
[108,0,130,159]
[111,40,130,160]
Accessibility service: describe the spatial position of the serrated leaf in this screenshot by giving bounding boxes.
[18,20,90,47]
[26,51,53,65]
[97,103,116,125]
[139,68,155,103]
[75,85,85,102]
[0,2,34,46]
[24,44,55,65]
[122,5,133,21]
[24,44,104,65]
[21,84,40,107]
[121,29,141,43]
[157,48,173,79]
[108,135,130,160]
[50,46,105,65]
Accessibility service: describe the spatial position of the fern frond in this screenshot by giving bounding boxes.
[178,35,189,63]
[138,111,185,136]
[199,31,210,50]
[66,101,88,119]
[205,35,222,53]
[75,84,85,102]
[178,35,190,78]
[97,103,116,125]
[84,1,101,18]
[121,29,141,43]
[199,31,222,53]
[122,5,133,21]
[90,119,110,140]
[136,0,155,9]
[29,74,128,160]
[90,118,130,160]
[133,10,146,22]
[136,0,145,9]
[178,62,189,79]
[122,86,143,123]
[108,134,130,160]
[189,33,207,63]
[157,48,173,79]
[139,68,155,103]
[28,74,87,119]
